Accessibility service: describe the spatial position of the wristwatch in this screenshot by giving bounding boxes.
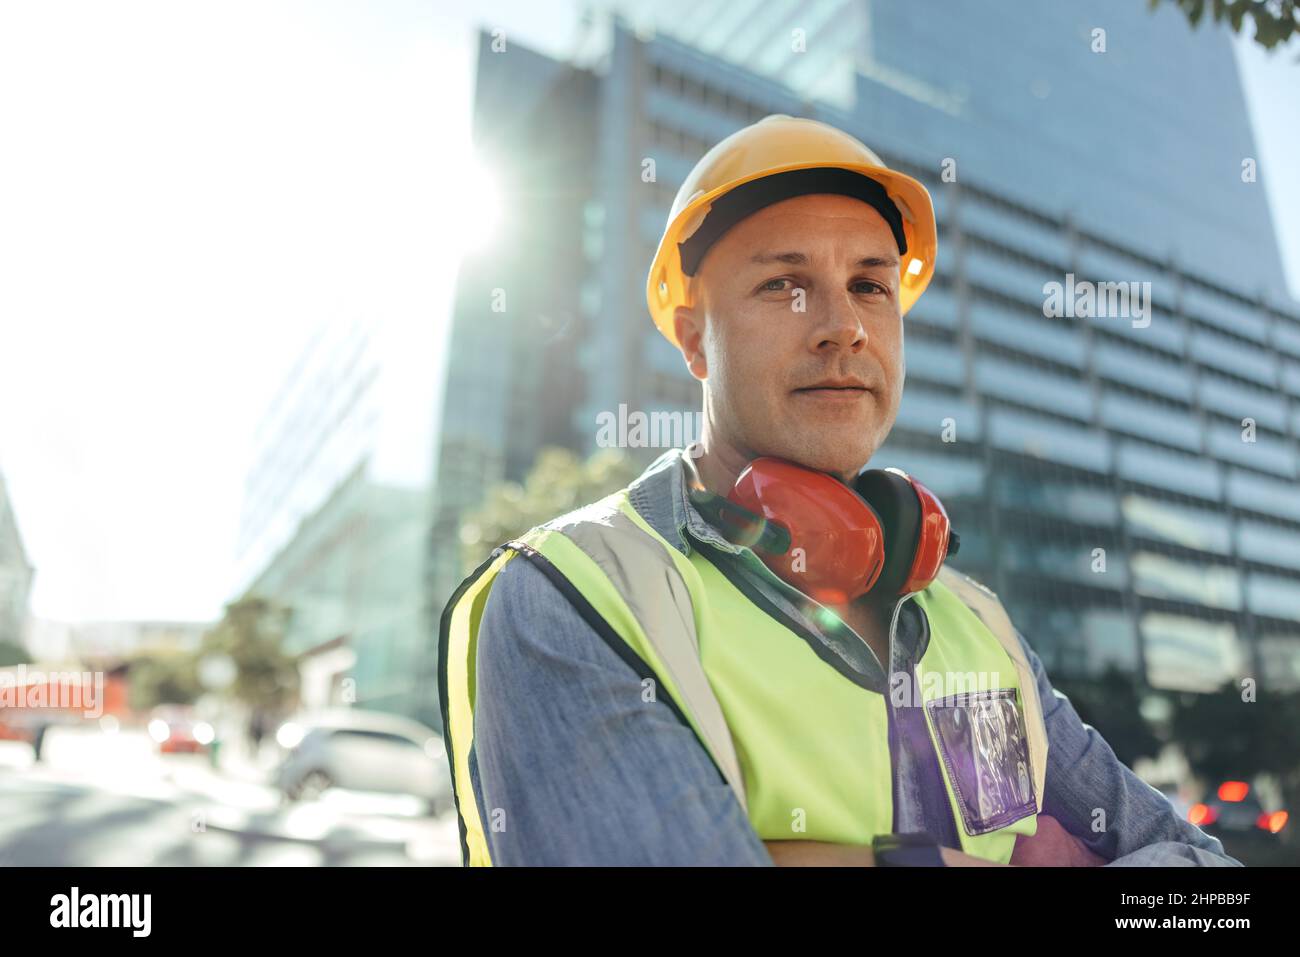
[872,832,946,867]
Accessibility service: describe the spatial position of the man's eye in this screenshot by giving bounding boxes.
[852,281,887,295]
[761,278,792,292]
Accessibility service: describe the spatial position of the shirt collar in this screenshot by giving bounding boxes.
[626,445,743,558]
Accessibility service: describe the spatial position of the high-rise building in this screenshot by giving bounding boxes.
[586,0,1289,300]
[424,8,1300,716]
[237,318,435,724]
[425,35,603,632]
[0,468,34,652]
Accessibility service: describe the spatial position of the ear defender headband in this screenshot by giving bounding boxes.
[689,457,959,607]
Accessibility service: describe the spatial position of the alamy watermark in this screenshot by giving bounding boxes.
[595,403,703,455]
[0,665,104,719]
[50,887,150,937]
[1042,272,1151,328]
[888,667,1005,708]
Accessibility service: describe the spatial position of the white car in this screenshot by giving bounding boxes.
[273,709,452,814]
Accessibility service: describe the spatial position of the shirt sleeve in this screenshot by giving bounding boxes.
[469,551,775,866]
[1015,629,1243,867]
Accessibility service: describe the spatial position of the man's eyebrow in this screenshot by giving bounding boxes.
[748,251,900,269]
[749,251,808,265]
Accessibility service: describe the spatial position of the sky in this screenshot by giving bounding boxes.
[0,0,580,623]
[0,1,1296,626]
[1233,30,1300,299]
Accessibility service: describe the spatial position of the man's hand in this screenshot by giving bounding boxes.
[938,845,1010,866]
[1009,814,1108,867]
[764,840,875,866]
[765,820,1108,866]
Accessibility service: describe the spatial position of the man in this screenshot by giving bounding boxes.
[439,114,1239,867]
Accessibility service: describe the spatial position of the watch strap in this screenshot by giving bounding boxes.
[872,831,946,867]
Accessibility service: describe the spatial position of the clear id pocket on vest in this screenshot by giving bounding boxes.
[925,688,1036,836]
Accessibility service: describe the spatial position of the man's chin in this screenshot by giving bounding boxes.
[753,439,875,481]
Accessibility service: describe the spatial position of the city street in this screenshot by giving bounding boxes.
[0,0,1295,892]
[0,726,462,866]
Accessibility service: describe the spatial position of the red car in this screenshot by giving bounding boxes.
[148,706,214,754]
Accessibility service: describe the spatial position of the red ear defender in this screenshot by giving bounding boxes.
[722,458,957,607]
[727,457,885,606]
[895,471,952,595]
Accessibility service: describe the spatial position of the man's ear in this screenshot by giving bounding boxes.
[673,304,708,382]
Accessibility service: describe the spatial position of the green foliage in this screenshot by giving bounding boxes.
[201,595,301,714]
[1169,681,1300,789]
[0,640,32,668]
[1149,0,1299,50]
[459,446,646,574]
[1053,665,1163,768]
[127,650,202,711]
[1055,669,1300,828]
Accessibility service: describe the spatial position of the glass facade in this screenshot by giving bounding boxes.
[237,318,433,724]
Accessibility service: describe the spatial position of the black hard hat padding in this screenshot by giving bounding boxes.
[677,167,909,278]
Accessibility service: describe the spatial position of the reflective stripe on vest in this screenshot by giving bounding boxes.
[440,488,1047,865]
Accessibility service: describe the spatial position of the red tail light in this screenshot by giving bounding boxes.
[1189,803,1217,826]
[1257,810,1288,834]
[1217,781,1249,802]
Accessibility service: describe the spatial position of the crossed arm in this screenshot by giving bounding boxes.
[469,555,1240,866]
[1012,628,1241,867]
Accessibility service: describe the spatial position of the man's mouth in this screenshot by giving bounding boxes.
[793,379,873,400]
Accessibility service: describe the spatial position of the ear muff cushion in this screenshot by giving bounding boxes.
[854,469,920,598]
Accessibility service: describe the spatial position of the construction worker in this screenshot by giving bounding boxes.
[439,115,1240,867]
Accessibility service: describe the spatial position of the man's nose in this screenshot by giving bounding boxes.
[809,289,867,353]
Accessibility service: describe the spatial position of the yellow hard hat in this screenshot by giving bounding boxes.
[646,114,937,349]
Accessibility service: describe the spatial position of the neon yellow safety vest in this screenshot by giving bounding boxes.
[440,486,1049,866]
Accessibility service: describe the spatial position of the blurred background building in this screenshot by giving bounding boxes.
[0,468,34,653]
[422,0,1300,723]
[22,618,209,664]
[235,318,434,725]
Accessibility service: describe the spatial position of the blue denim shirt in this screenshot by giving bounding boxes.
[468,447,1241,866]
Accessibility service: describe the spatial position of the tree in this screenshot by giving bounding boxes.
[459,446,647,575]
[1053,665,1163,768]
[0,640,31,668]
[1168,680,1300,831]
[126,649,202,711]
[1149,0,1299,51]
[201,596,300,717]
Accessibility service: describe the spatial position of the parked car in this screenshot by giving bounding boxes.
[148,705,214,754]
[273,709,451,814]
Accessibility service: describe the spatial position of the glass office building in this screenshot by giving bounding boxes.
[238,318,434,723]
[424,7,1300,720]
[424,36,603,684]
[590,0,1289,300]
